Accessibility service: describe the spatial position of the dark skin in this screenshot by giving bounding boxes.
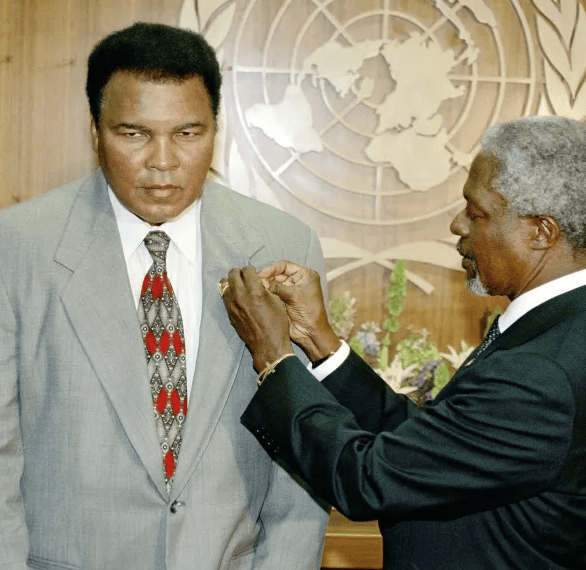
[449,153,583,300]
[222,152,586,369]
[222,263,339,370]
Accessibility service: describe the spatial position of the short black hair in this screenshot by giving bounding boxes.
[86,22,222,126]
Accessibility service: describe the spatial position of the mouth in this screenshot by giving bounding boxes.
[456,242,475,271]
[144,184,179,190]
[142,185,180,198]
[461,257,474,273]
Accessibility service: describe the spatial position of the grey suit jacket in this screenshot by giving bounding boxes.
[0,170,329,570]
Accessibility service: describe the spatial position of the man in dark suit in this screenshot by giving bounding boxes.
[221,116,586,569]
[0,22,328,570]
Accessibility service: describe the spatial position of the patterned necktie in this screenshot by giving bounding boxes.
[476,315,501,357]
[138,231,188,494]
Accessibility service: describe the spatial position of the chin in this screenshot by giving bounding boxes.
[139,207,183,226]
[466,275,490,296]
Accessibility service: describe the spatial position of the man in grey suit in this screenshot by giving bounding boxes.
[0,22,328,570]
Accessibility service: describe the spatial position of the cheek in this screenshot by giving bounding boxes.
[186,144,214,173]
[101,146,142,179]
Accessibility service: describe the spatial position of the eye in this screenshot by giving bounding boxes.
[176,130,200,139]
[124,131,147,139]
[465,206,482,220]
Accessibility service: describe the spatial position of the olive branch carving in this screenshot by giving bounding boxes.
[532,0,586,120]
[179,0,236,49]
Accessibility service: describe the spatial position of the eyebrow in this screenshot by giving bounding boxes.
[174,122,206,131]
[113,121,206,131]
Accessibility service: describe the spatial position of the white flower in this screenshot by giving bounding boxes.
[376,355,418,394]
[440,341,474,370]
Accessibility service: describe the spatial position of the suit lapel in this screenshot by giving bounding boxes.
[468,285,586,364]
[172,182,267,494]
[56,172,167,497]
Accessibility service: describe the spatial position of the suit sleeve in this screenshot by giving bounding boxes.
[252,229,329,570]
[0,273,30,569]
[241,347,575,523]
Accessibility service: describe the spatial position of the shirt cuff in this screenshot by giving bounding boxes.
[307,340,350,381]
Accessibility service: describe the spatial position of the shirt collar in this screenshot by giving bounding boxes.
[108,186,200,265]
[499,267,586,332]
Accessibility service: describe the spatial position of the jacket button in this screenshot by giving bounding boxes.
[170,500,185,513]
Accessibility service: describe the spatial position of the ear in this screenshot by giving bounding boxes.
[90,118,99,154]
[530,215,561,250]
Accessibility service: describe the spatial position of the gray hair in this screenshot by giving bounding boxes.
[481,115,586,250]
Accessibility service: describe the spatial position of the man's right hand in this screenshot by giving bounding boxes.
[258,261,340,363]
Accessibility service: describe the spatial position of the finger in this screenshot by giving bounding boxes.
[269,280,297,303]
[227,267,241,287]
[262,278,279,294]
[258,260,301,280]
[240,265,266,292]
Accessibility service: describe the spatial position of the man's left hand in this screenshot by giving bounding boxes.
[221,266,294,372]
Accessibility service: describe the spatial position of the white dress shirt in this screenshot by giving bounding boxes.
[108,188,202,400]
[499,267,586,332]
[321,268,586,380]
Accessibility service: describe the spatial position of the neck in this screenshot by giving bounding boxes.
[512,244,586,300]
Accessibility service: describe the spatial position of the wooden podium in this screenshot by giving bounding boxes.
[321,509,383,569]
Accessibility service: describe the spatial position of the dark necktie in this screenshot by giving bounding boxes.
[138,230,188,494]
[476,315,501,357]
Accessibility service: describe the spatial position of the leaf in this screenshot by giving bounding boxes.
[570,80,586,121]
[561,0,579,44]
[533,0,562,31]
[544,59,578,118]
[569,2,586,94]
[378,345,389,371]
[537,16,572,83]
[179,0,200,32]
[387,296,404,317]
[387,282,406,299]
[203,2,236,50]
[348,337,364,358]
[431,363,450,398]
[199,0,228,31]
[390,260,407,286]
[533,0,574,47]
[383,317,399,333]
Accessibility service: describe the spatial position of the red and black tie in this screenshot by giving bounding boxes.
[139,230,188,494]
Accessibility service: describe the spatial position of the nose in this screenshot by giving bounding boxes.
[146,137,180,171]
[450,208,468,237]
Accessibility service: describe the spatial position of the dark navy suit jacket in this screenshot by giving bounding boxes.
[241,285,586,569]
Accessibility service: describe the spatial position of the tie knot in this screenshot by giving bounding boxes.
[144,231,171,268]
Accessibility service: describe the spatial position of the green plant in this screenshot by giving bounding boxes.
[329,260,479,403]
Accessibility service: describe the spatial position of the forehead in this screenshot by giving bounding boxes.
[100,71,212,122]
[464,153,508,210]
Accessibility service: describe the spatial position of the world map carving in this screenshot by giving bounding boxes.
[244,0,493,192]
[178,0,586,283]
